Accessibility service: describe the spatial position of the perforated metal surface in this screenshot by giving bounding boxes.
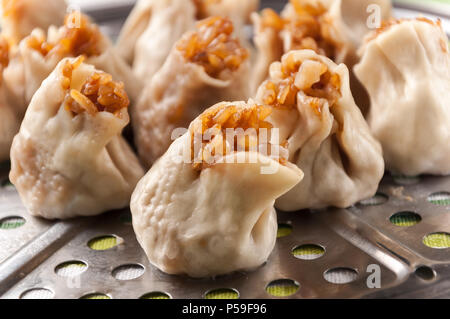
[1,166,449,299]
[0,1,449,299]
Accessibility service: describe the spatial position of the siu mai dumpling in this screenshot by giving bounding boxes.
[256,50,384,211]
[354,18,450,176]
[1,0,67,44]
[4,12,141,111]
[133,17,250,167]
[131,101,303,277]
[252,0,392,91]
[116,0,258,82]
[10,57,144,219]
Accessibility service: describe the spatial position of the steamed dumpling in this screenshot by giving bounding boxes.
[1,0,67,44]
[133,17,251,167]
[10,57,144,219]
[116,0,258,82]
[131,101,303,277]
[118,0,196,82]
[252,0,392,92]
[4,12,142,113]
[256,50,384,210]
[0,34,21,162]
[354,18,450,175]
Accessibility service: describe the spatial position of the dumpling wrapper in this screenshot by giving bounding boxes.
[133,17,251,167]
[10,57,144,219]
[0,0,67,44]
[0,87,19,162]
[116,0,258,82]
[354,18,450,176]
[125,0,196,82]
[256,50,384,210]
[0,35,21,162]
[131,101,303,277]
[3,12,142,115]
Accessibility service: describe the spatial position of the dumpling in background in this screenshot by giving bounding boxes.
[354,18,450,176]
[116,0,258,82]
[0,101,18,162]
[0,34,21,162]
[0,0,67,44]
[256,50,384,211]
[131,101,303,278]
[4,12,141,112]
[118,0,196,82]
[133,17,250,167]
[10,57,144,219]
[251,0,392,93]
[193,0,259,32]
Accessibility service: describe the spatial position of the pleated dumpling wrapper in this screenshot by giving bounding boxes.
[0,35,20,162]
[256,50,384,211]
[133,17,250,167]
[354,18,450,176]
[251,0,392,92]
[131,101,303,277]
[4,12,141,111]
[0,0,67,44]
[116,0,258,81]
[10,57,145,219]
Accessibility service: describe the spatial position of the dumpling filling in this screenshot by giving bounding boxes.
[176,16,249,78]
[260,54,341,115]
[63,65,129,117]
[260,0,341,60]
[0,35,10,72]
[190,102,288,170]
[26,12,103,59]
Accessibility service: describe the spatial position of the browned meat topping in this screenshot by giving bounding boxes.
[62,58,129,117]
[260,53,341,115]
[177,16,249,78]
[190,102,289,170]
[27,12,103,58]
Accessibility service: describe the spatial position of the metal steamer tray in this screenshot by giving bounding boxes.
[1,1,449,300]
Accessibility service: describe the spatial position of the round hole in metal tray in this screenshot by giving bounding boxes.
[140,292,171,299]
[389,211,422,227]
[55,260,88,277]
[392,174,420,186]
[423,232,450,249]
[0,216,25,230]
[80,293,112,299]
[427,192,450,206]
[358,193,388,206]
[112,264,145,281]
[20,288,54,299]
[324,267,359,284]
[277,223,293,238]
[88,235,119,251]
[204,288,239,299]
[292,244,325,260]
[415,266,436,281]
[265,279,300,297]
